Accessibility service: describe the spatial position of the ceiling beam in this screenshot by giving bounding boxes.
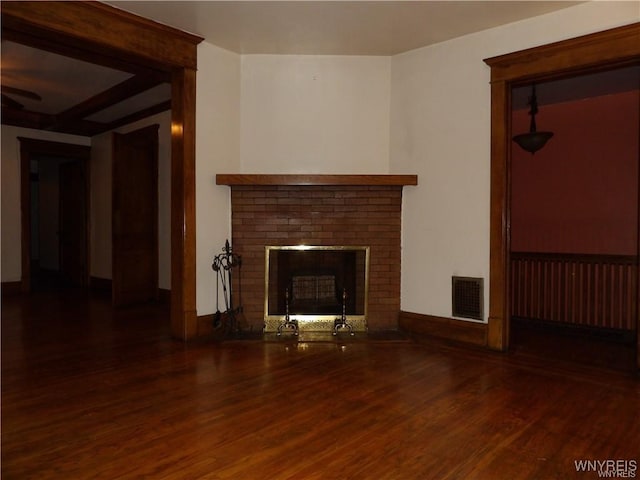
[1,26,168,77]
[104,100,172,132]
[2,99,173,137]
[51,74,169,130]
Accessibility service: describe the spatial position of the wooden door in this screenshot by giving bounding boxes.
[59,160,88,287]
[112,125,159,307]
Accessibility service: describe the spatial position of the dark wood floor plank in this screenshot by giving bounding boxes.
[2,291,638,479]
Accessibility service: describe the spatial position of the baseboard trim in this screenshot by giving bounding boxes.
[399,311,487,347]
[197,311,261,340]
[197,313,232,340]
[1,281,23,296]
[197,314,215,337]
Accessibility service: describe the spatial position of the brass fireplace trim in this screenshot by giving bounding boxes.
[264,245,370,332]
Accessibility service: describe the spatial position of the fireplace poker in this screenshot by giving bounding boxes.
[211,240,243,332]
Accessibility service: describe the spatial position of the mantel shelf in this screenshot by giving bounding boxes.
[216,174,418,186]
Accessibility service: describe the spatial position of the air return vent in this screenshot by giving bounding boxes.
[452,277,483,321]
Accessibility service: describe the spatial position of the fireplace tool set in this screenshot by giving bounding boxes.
[211,240,243,334]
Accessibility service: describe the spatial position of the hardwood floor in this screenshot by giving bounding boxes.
[2,291,638,479]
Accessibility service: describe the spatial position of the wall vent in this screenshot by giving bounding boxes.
[452,277,483,321]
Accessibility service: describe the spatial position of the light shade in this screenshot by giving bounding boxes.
[513,131,554,154]
[513,84,553,155]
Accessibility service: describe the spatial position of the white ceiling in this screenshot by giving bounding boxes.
[105,1,583,56]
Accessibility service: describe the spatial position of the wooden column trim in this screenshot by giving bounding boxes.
[487,80,510,351]
[171,68,198,340]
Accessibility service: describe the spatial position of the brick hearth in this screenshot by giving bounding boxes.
[217,175,417,332]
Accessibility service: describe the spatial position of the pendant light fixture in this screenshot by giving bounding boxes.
[513,84,554,154]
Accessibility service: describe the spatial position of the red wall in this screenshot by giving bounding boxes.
[511,90,639,255]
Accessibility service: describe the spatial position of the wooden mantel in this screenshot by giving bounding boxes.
[216,174,418,186]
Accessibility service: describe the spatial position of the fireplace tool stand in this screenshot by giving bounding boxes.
[333,288,354,336]
[277,287,299,336]
[212,240,242,334]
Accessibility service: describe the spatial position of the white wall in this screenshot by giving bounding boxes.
[390,1,640,322]
[196,41,241,315]
[1,126,90,283]
[195,52,390,315]
[240,55,391,174]
[90,110,172,288]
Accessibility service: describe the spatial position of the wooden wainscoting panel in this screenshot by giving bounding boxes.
[511,252,638,331]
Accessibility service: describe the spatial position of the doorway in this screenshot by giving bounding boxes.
[484,22,640,368]
[32,156,89,291]
[4,2,201,339]
[19,138,91,293]
[508,69,639,371]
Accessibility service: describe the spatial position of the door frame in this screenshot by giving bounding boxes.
[19,138,91,292]
[3,2,203,340]
[483,23,640,366]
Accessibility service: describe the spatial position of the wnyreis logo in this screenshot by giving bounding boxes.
[575,460,637,478]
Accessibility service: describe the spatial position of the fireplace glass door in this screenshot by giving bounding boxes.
[264,245,369,332]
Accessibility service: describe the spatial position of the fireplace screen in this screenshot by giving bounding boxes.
[264,245,369,332]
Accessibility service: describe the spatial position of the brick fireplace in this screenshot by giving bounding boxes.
[216,174,417,333]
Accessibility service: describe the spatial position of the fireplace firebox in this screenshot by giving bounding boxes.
[264,245,369,332]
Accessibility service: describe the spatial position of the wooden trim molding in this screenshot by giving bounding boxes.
[216,174,418,186]
[399,311,487,347]
[197,313,234,341]
[197,314,216,338]
[483,22,640,357]
[16,138,91,159]
[171,67,198,340]
[4,2,203,340]
[485,23,640,83]
[1,1,203,71]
